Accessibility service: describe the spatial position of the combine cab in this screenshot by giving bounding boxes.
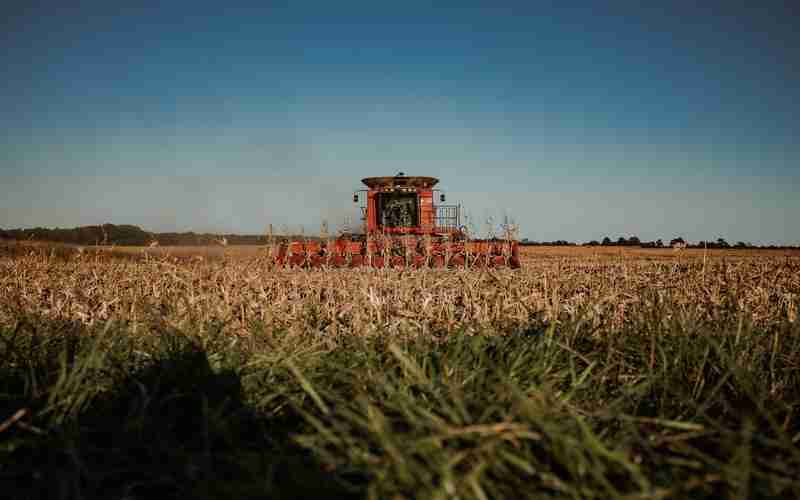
[271,174,520,269]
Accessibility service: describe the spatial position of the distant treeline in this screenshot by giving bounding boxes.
[522,236,800,250]
[1,225,797,250]
[0,224,296,246]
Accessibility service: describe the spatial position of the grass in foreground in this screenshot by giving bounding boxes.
[1,306,798,499]
[1,247,798,498]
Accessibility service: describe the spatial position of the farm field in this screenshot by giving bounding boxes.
[1,242,799,499]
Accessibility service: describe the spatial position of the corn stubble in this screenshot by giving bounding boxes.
[0,244,799,499]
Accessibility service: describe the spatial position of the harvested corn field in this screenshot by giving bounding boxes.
[1,243,799,499]
[1,245,798,335]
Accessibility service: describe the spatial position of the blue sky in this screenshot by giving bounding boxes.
[2,1,797,243]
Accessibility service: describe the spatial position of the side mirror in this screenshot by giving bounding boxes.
[439,193,445,203]
[353,193,359,203]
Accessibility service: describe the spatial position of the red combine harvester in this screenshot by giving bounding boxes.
[271,174,520,269]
